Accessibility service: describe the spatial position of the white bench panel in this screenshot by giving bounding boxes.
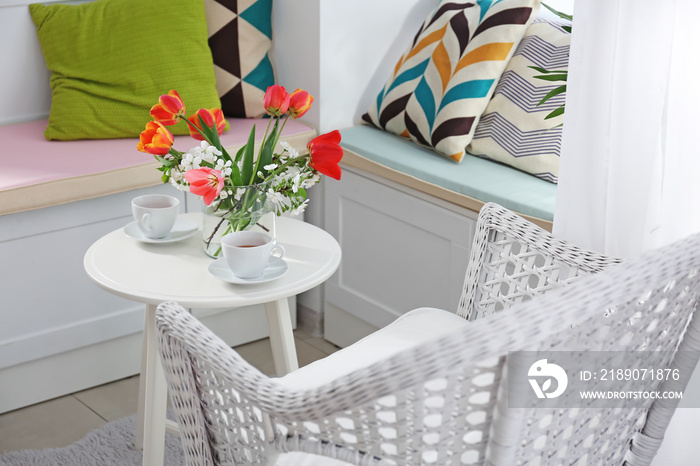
[324,168,476,347]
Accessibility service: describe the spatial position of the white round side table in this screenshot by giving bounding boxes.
[84,214,341,466]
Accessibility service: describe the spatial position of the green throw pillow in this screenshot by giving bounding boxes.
[30,0,222,140]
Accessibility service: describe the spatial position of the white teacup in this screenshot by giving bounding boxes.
[131,194,180,239]
[221,231,285,279]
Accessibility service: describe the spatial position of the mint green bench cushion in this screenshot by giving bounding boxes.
[340,125,556,222]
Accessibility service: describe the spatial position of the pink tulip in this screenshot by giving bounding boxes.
[184,167,225,205]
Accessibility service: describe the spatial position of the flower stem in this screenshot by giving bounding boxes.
[181,117,208,141]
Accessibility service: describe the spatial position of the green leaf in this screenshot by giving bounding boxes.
[241,125,256,184]
[161,173,170,183]
[528,66,568,74]
[201,114,224,151]
[562,25,572,33]
[256,119,278,182]
[537,85,567,106]
[155,155,175,167]
[234,145,246,163]
[544,106,565,120]
[197,114,215,142]
[230,168,243,186]
[542,3,573,22]
[533,73,568,82]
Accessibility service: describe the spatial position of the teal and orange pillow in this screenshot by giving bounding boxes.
[30,0,222,140]
[363,0,539,162]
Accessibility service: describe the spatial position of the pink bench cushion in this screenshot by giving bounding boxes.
[0,118,315,215]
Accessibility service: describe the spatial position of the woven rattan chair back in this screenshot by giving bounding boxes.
[157,209,700,466]
[458,203,622,321]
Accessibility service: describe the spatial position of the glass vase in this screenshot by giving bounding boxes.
[201,184,276,258]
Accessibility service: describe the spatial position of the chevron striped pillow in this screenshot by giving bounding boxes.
[363,0,538,162]
[468,18,570,183]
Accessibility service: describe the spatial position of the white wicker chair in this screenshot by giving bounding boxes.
[458,202,622,321]
[156,204,700,466]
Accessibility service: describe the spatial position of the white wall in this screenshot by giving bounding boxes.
[272,0,436,133]
[0,0,52,125]
[317,0,437,133]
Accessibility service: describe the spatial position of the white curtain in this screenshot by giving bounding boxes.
[553,0,700,258]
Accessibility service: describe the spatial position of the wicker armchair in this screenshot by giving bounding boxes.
[156,204,700,466]
[458,202,622,320]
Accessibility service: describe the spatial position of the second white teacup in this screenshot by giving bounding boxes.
[221,231,285,279]
[131,194,179,239]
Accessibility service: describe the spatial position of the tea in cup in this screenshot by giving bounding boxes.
[131,194,180,239]
[221,231,285,279]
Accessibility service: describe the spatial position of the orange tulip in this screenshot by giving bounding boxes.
[288,89,313,119]
[184,167,225,205]
[187,108,227,141]
[263,84,290,117]
[137,121,174,155]
[150,90,185,126]
[307,130,343,180]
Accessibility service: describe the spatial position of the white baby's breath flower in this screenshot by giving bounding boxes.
[266,190,291,213]
[280,141,299,158]
[264,163,278,171]
[301,173,320,189]
[292,173,302,193]
[290,199,309,216]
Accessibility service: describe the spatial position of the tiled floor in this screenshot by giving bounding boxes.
[0,329,338,454]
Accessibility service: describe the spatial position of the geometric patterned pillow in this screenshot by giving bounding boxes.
[205,0,275,118]
[362,0,539,162]
[468,18,570,183]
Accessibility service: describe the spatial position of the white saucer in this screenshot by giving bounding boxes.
[208,257,288,284]
[124,217,199,243]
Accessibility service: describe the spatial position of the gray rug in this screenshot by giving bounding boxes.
[0,413,185,465]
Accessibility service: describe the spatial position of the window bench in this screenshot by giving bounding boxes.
[323,125,556,347]
[0,117,315,413]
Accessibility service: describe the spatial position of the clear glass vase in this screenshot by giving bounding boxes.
[201,184,276,258]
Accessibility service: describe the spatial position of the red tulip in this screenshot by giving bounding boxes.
[137,121,174,155]
[263,84,290,117]
[187,108,227,141]
[307,130,343,180]
[288,89,313,119]
[184,167,225,205]
[150,90,186,126]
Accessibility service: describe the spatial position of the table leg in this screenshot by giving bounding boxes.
[134,303,168,466]
[264,298,299,376]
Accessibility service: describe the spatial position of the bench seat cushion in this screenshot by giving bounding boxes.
[0,119,315,215]
[339,125,556,229]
